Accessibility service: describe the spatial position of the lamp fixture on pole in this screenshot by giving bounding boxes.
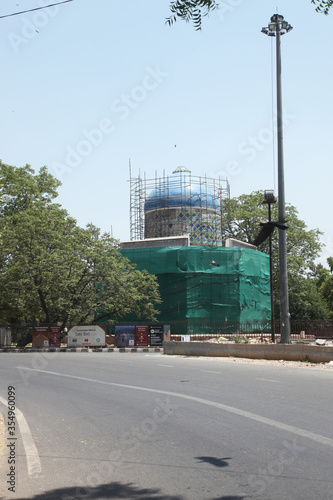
[262,14,293,344]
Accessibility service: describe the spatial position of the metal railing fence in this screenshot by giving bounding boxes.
[1,319,333,348]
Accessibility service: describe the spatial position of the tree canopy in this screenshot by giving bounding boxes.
[0,162,60,217]
[167,1,332,29]
[0,161,160,326]
[222,191,330,320]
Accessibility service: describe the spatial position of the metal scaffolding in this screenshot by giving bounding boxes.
[129,165,230,245]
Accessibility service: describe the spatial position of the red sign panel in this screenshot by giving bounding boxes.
[135,325,149,347]
[49,327,61,347]
[32,327,49,347]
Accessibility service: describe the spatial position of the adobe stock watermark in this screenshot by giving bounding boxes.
[247,436,306,495]
[17,350,59,387]
[7,0,65,54]
[51,65,169,181]
[216,0,245,23]
[60,395,179,500]
[216,108,297,182]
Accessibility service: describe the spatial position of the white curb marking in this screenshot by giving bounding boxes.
[0,396,42,477]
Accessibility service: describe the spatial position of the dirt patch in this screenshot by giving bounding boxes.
[173,355,333,369]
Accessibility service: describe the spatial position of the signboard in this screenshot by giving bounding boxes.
[181,335,191,342]
[67,325,106,347]
[149,324,163,347]
[49,326,61,347]
[32,327,49,347]
[0,327,12,348]
[135,325,148,347]
[115,325,136,347]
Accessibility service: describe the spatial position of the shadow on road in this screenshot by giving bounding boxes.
[195,456,231,468]
[212,498,246,500]
[14,482,183,500]
[13,481,247,500]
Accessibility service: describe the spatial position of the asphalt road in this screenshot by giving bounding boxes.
[0,352,332,500]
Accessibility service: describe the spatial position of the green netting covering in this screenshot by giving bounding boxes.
[119,246,271,334]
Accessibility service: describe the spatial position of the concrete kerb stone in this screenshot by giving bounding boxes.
[163,341,333,363]
[0,347,163,353]
[2,343,333,362]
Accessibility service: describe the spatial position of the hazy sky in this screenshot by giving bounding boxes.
[1,1,332,263]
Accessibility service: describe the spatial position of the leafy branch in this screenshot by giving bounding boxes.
[166,0,332,31]
[166,0,218,30]
[311,0,333,14]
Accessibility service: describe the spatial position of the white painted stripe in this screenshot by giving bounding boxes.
[17,367,333,449]
[201,370,221,374]
[156,364,173,368]
[0,396,42,477]
[257,378,280,383]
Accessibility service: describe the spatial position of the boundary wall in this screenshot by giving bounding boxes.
[163,341,333,363]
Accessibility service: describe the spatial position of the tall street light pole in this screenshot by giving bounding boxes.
[263,190,276,343]
[262,14,293,344]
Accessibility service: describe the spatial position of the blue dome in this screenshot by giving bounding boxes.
[144,171,220,212]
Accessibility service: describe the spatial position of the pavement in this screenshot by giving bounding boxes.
[1,352,333,499]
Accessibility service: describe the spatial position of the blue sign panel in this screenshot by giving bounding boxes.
[115,325,136,347]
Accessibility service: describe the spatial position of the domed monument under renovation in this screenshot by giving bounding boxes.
[144,167,222,246]
[117,167,271,335]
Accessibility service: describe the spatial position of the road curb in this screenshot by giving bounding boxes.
[0,347,163,353]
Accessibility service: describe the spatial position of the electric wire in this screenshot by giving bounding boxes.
[0,0,73,20]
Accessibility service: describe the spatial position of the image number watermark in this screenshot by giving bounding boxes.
[7,386,17,493]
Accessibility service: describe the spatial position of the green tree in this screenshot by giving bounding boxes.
[0,163,160,325]
[167,1,332,29]
[222,191,330,320]
[317,258,333,314]
[288,274,330,320]
[0,160,60,216]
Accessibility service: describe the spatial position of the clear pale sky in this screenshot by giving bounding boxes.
[1,1,332,263]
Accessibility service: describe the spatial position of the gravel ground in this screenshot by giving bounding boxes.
[174,355,333,369]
